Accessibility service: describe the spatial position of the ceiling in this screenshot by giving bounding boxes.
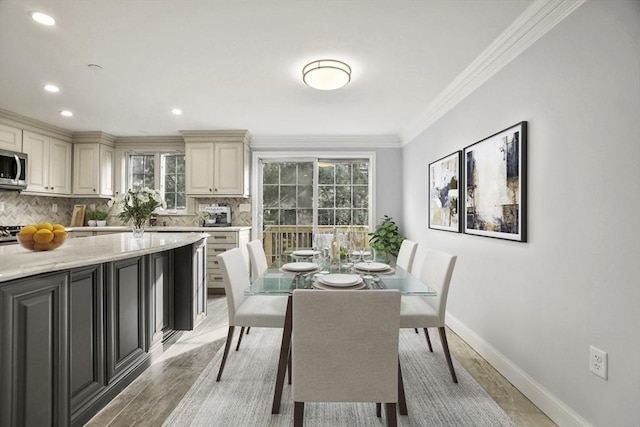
[0,0,535,141]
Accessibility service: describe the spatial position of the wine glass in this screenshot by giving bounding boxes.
[362,247,376,265]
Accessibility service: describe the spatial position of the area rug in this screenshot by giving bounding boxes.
[163,329,514,426]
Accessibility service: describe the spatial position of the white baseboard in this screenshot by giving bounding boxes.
[446,313,591,427]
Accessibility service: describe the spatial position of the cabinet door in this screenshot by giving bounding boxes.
[174,239,207,329]
[105,257,146,384]
[100,144,115,196]
[0,273,70,426]
[70,266,105,422]
[147,251,174,349]
[73,144,99,195]
[22,130,49,192]
[214,142,245,195]
[185,142,215,194]
[49,137,72,194]
[0,123,22,151]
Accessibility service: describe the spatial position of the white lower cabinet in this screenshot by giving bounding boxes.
[206,229,250,290]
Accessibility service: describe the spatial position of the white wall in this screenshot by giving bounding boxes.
[401,1,640,426]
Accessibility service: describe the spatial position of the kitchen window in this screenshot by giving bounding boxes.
[126,152,186,212]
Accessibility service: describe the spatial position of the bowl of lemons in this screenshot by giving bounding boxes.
[17,222,68,251]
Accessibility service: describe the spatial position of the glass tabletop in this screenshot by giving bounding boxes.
[246,258,436,296]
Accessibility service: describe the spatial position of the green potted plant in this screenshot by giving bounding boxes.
[94,209,109,226]
[368,215,406,262]
[86,209,99,226]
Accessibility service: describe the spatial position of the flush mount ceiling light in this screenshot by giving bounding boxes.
[302,59,351,90]
[30,11,55,26]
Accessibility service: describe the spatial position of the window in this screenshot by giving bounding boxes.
[127,152,186,212]
[257,154,374,262]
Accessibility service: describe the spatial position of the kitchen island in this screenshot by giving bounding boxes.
[0,232,209,426]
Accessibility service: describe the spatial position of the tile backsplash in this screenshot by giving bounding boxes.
[0,192,252,227]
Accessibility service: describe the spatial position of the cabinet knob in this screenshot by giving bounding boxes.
[209,188,213,192]
[93,189,96,192]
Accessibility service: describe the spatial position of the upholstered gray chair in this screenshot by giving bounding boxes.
[400,248,458,383]
[216,247,288,381]
[292,289,405,427]
[395,239,418,272]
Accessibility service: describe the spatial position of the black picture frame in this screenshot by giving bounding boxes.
[463,122,527,242]
[428,151,462,233]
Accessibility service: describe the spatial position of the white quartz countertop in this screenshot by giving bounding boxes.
[0,232,209,283]
[68,226,251,232]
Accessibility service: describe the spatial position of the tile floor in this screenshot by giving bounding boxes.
[86,295,556,426]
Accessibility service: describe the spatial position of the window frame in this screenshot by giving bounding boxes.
[251,151,376,241]
[123,150,188,215]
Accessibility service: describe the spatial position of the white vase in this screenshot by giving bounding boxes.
[96,220,107,227]
[87,220,97,226]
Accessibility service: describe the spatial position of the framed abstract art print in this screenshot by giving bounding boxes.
[428,151,461,233]
[464,122,527,242]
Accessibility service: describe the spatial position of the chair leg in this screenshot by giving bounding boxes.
[414,328,419,334]
[287,346,292,385]
[424,328,433,352]
[385,403,397,427]
[216,326,235,382]
[438,326,458,383]
[398,360,408,415]
[235,326,246,351]
[294,402,304,427]
[246,326,250,335]
[376,403,382,417]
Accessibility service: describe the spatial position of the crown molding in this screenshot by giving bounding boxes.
[179,129,251,144]
[0,108,74,141]
[400,0,586,144]
[251,135,401,149]
[115,135,185,145]
[73,131,117,146]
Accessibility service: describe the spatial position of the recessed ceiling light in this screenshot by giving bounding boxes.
[44,84,59,93]
[30,11,55,26]
[171,108,182,115]
[60,110,73,117]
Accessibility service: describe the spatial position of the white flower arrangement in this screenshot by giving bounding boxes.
[108,188,166,229]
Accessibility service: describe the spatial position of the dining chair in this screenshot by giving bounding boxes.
[215,247,288,381]
[399,248,458,383]
[240,240,271,346]
[395,239,418,272]
[292,289,405,427]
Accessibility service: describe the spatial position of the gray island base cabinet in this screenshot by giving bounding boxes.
[0,233,208,426]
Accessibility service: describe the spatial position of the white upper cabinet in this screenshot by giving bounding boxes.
[0,124,22,152]
[182,130,250,197]
[22,130,72,195]
[72,133,115,197]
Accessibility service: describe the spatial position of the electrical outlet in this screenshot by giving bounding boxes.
[52,203,58,213]
[590,346,608,380]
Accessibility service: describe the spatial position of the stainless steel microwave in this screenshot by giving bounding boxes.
[0,149,28,191]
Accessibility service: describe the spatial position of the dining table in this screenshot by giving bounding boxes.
[244,252,437,414]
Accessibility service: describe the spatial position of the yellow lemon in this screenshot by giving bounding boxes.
[18,225,38,241]
[52,223,66,231]
[33,228,54,244]
[52,229,67,244]
[20,240,35,250]
[37,222,54,231]
[33,242,55,251]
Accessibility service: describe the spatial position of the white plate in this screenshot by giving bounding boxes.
[313,281,366,291]
[318,274,362,287]
[292,250,320,257]
[354,262,390,272]
[281,262,318,272]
